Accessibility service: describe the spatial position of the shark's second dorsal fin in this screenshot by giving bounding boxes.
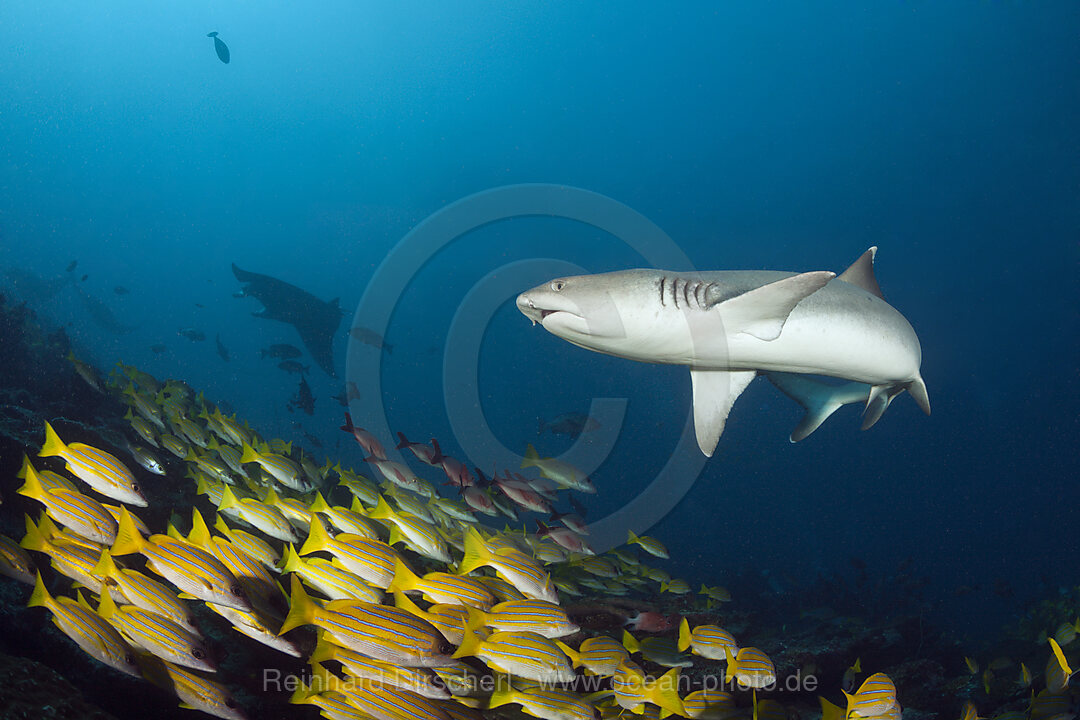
[690,369,757,457]
[838,247,884,299]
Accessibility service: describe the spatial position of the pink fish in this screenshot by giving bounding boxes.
[624,611,676,633]
[395,432,439,466]
[340,413,386,460]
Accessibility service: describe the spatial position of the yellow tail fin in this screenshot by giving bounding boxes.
[279,545,304,573]
[309,492,331,514]
[20,514,49,553]
[556,640,582,668]
[15,458,46,502]
[457,528,493,576]
[97,587,119,619]
[188,508,212,547]
[308,635,339,665]
[521,444,540,468]
[300,515,334,557]
[110,506,146,556]
[451,626,483,660]
[369,495,396,522]
[239,441,259,465]
[677,618,692,652]
[1049,637,1074,677]
[39,422,68,459]
[217,484,241,512]
[488,687,517,710]
[28,571,52,610]
[622,630,640,654]
[390,557,421,593]
[92,549,121,579]
[649,667,685,716]
[279,575,319,635]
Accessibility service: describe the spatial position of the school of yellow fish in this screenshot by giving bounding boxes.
[0,359,1076,720]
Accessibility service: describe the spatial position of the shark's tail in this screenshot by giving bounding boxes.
[765,372,870,442]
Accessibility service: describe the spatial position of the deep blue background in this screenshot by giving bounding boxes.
[1,2,1077,639]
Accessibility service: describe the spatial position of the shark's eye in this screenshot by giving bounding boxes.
[551,280,565,292]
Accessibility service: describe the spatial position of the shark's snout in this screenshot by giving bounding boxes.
[516,292,542,325]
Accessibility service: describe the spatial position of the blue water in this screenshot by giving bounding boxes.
[1,1,1077,643]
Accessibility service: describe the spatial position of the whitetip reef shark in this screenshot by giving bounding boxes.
[516,248,929,456]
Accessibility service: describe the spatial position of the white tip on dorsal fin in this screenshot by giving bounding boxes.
[690,369,757,457]
[710,271,835,341]
[838,247,884,299]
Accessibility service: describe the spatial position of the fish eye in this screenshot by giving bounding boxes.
[439,640,455,655]
[225,699,238,709]
[551,280,565,292]
[131,483,139,493]
[192,648,205,659]
[125,653,136,665]
[230,584,243,597]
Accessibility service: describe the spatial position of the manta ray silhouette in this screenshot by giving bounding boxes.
[232,263,342,377]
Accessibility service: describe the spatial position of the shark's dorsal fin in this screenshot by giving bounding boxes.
[690,369,757,457]
[708,271,835,341]
[838,247,884,299]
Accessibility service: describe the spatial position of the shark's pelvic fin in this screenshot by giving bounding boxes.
[764,372,870,442]
[837,246,884,300]
[708,271,835,341]
[690,369,757,457]
[906,375,931,415]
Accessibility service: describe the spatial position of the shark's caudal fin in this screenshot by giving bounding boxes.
[837,247,884,299]
[708,271,835,341]
[690,369,757,457]
[765,372,870,442]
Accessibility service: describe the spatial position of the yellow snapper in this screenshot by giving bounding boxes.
[681,688,737,720]
[110,506,252,611]
[92,549,198,633]
[843,672,897,718]
[724,646,776,689]
[300,514,399,589]
[94,590,214,672]
[216,484,300,542]
[310,635,451,699]
[458,528,558,603]
[557,636,628,677]
[39,422,147,506]
[489,683,599,720]
[468,598,579,638]
[18,455,118,544]
[20,514,122,600]
[309,662,453,720]
[393,591,470,645]
[239,441,307,491]
[626,530,668,559]
[140,655,247,720]
[27,572,139,677]
[522,444,596,493]
[203,602,303,657]
[280,544,384,603]
[370,496,452,563]
[610,661,684,715]
[279,575,456,667]
[678,618,739,660]
[0,531,35,584]
[391,557,494,609]
[453,626,577,683]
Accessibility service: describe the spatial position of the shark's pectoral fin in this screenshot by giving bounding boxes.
[862,384,906,430]
[690,369,757,457]
[709,271,836,341]
[837,247,884,299]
